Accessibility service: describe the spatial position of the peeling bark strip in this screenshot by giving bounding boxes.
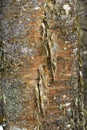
[35,65,48,117]
[41,1,58,82]
[35,65,49,129]
[38,0,78,129]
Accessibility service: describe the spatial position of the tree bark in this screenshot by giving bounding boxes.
[0,0,86,130]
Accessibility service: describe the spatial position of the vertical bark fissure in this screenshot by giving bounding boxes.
[35,65,48,129]
[41,0,57,82]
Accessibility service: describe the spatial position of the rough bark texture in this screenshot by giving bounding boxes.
[0,0,86,130]
[77,0,87,129]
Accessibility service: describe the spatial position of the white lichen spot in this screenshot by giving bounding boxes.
[73,48,78,54]
[43,95,47,100]
[65,102,71,107]
[65,41,68,44]
[19,21,22,24]
[27,18,30,21]
[22,128,27,130]
[0,125,3,130]
[66,124,71,128]
[34,7,40,10]
[63,4,71,15]
[10,126,27,130]
[83,51,87,55]
[48,83,51,86]
[64,47,67,50]
[57,0,63,3]
[24,4,28,7]
[21,47,28,54]
[52,43,58,52]
[60,102,71,108]
[67,108,71,112]
[44,4,47,8]
[10,126,21,130]
[3,94,6,104]
[75,98,78,106]
[63,95,67,99]
[53,96,57,100]
[16,0,21,1]
[79,71,83,77]
[22,7,26,11]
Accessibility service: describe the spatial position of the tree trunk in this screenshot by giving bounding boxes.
[0,0,86,130]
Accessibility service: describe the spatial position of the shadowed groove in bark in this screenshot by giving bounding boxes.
[77,0,87,129]
[41,1,57,82]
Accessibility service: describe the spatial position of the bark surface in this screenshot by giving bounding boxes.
[0,0,86,130]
